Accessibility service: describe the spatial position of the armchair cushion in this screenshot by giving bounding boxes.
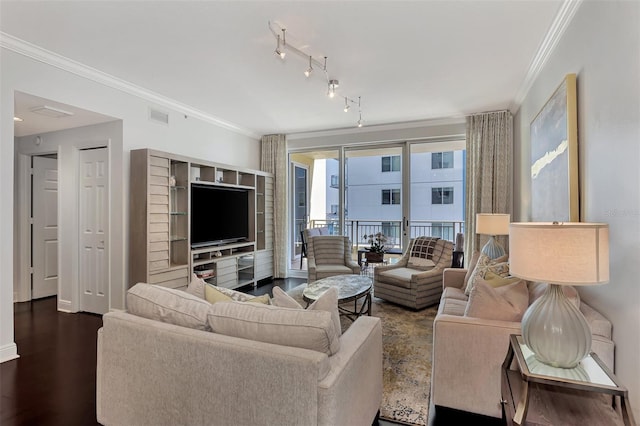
[377,267,421,288]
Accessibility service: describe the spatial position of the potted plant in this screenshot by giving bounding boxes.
[363,232,388,263]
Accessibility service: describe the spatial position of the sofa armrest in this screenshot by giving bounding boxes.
[318,316,383,426]
[443,268,467,289]
[431,314,521,418]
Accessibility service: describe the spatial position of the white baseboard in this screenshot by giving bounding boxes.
[57,298,72,312]
[0,343,19,363]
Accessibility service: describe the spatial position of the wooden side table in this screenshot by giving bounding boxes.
[501,334,636,426]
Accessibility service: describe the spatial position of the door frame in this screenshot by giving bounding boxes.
[289,161,309,266]
[16,141,111,313]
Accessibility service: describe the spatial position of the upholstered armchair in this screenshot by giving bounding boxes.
[374,237,454,310]
[306,235,360,282]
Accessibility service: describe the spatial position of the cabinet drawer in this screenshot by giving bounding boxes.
[217,265,237,278]
[149,232,168,243]
[149,175,168,186]
[149,259,169,271]
[216,258,237,269]
[150,184,169,196]
[149,267,189,284]
[150,156,169,168]
[149,241,169,252]
[149,222,169,233]
[149,250,169,262]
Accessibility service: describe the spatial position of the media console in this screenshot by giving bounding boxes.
[129,149,273,291]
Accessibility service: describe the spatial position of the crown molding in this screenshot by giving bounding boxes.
[0,32,259,139]
[287,116,466,141]
[510,0,583,112]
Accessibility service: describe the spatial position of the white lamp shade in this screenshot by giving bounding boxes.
[476,213,510,235]
[509,222,609,285]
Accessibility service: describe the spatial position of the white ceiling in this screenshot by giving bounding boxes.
[2,1,565,136]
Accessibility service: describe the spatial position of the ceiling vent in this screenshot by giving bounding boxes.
[29,105,74,118]
[149,108,169,125]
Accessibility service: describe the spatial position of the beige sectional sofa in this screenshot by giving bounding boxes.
[431,268,615,419]
[97,283,383,426]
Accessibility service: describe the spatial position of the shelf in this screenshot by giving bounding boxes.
[170,237,187,242]
[237,278,254,287]
[238,264,253,272]
[170,186,187,190]
[170,211,187,216]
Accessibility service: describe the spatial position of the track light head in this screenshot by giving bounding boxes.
[274,35,285,59]
[344,98,350,112]
[328,79,339,98]
[357,111,363,127]
[304,56,313,77]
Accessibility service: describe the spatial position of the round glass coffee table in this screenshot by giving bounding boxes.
[302,275,372,321]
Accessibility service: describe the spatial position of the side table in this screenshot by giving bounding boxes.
[501,334,636,426]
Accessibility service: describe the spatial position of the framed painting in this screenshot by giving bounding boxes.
[530,73,579,222]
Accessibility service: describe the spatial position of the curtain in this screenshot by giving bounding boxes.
[464,111,513,262]
[261,134,287,278]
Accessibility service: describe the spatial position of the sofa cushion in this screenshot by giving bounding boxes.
[127,283,212,331]
[442,286,468,301]
[207,302,340,356]
[271,286,342,337]
[465,280,529,322]
[438,297,467,316]
[464,253,509,295]
[580,302,612,339]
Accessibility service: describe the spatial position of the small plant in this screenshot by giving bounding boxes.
[363,232,388,254]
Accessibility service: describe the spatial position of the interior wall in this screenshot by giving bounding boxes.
[513,0,640,415]
[1,48,260,362]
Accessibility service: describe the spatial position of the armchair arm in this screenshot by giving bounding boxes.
[346,260,360,274]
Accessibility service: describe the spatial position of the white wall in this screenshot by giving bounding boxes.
[513,0,640,415]
[1,48,260,362]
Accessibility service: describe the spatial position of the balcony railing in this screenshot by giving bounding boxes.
[306,219,464,251]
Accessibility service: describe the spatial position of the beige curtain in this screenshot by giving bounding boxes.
[464,111,513,262]
[261,134,287,278]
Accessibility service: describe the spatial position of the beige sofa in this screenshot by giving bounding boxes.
[97,284,383,426]
[431,268,615,419]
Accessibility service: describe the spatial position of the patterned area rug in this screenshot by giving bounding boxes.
[287,284,437,426]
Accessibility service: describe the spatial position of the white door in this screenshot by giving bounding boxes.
[32,156,58,299]
[79,148,109,314]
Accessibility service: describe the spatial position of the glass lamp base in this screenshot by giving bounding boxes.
[480,235,505,259]
[522,283,591,368]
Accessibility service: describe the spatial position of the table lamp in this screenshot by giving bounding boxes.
[476,213,510,259]
[509,222,609,368]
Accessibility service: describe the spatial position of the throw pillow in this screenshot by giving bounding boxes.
[206,284,271,304]
[204,285,234,304]
[464,253,509,295]
[186,274,206,299]
[127,283,212,331]
[463,251,481,288]
[482,271,521,288]
[271,286,342,337]
[407,237,439,270]
[207,302,340,355]
[528,282,580,309]
[465,280,529,322]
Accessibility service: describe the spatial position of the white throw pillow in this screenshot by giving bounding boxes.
[272,286,341,337]
[464,253,509,295]
[464,280,529,322]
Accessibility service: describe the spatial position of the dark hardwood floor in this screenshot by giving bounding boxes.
[1,278,502,426]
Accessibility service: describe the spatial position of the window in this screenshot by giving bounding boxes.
[431,152,454,169]
[432,187,454,204]
[382,189,400,205]
[330,174,339,188]
[330,204,338,215]
[382,221,400,245]
[381,155,401,172]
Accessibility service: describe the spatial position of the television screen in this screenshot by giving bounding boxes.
[191,184,249,248]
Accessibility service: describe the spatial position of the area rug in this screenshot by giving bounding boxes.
[287,284,437,426]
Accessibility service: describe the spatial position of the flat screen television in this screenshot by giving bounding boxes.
[191,183,249,248]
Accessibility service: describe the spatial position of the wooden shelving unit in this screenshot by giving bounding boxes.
[129,149,273,290]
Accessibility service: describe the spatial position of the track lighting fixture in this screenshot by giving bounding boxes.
[328,80,339,98]
[304,56,313,77]
[268,21,364,128]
